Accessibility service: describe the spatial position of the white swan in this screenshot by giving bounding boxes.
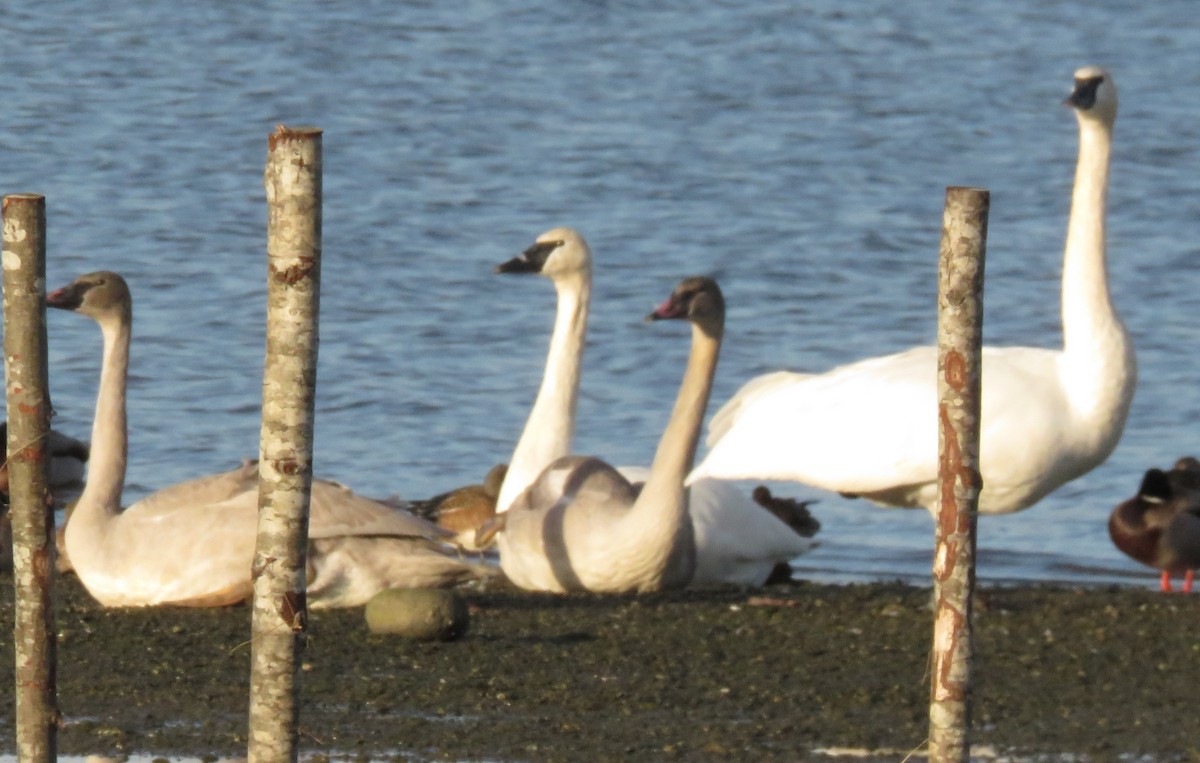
[493,229,590,515]
[492,228,818,586]
[47,271,492,608]
[486,276,723,593]
[690,66,1136,517]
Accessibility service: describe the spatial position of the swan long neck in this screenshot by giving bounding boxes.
[78,315,130,514]
[630,321,722,531]
[1061,117,1117,354]
[1059,113,1136,427]
[496,270,590,512]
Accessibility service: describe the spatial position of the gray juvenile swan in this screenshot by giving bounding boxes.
[48,271,491,608]
[483,276,723,593]
[491,228,818,586]
[690,66,1136,518]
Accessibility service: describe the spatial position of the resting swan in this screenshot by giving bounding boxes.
[689,66,1136,517]
[484,276,723,593]
[491,228,818,586]
[47,271,492,608]
[1109,458,1200,593]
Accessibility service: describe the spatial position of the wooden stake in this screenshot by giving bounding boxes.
[248,126,322,763]
[929,186,988,762]
[3,193,58,761]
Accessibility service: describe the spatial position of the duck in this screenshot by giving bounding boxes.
[1109,457,1200,593]
[688,66,1135,518]
[0,421,90,501]
[0,423,89,574]
[406,464,508,549]
[46,271,493,608]
[480,276,723,593]
[490,228,818,586]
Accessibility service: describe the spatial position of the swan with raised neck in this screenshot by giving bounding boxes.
[689,66,1136,516]
[489,277,724,593]
[493,227,590,514]
[48,271,491,608]
[492,228,818,585]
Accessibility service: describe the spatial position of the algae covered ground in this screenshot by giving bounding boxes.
[0,573,1196,761]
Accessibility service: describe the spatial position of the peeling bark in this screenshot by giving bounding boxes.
[929,186,988,763]
[3,193,57,762]
[248,126,322,763]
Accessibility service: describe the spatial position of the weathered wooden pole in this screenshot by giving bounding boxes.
[928,186,988,763]
[248,126,322,763]
[3,193,58,762]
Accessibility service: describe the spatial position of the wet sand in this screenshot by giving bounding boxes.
[0,572,1195,761]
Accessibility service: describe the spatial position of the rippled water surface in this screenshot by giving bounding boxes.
[2,0,1198,587]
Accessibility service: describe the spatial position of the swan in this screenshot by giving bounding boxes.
[492,228,590,515]
[46,271,493,608]
[491,228,819,586]
[482,276,723,593]
[689,66,1136,517]
[0,421,89,499]
[1109,458,1200,593]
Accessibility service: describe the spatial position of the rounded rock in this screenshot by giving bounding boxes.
[364,587,469,641]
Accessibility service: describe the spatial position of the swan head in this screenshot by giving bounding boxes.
[646,275,725,340]
[1066,66,1117,126]
[496,227,591,281]
[47,271,132,327]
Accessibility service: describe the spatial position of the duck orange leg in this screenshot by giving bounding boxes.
[1159,570,1195,593]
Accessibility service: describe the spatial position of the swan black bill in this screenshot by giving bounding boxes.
[496,240,560,274]
[46,284,85,311]
[1065,75,1103,109]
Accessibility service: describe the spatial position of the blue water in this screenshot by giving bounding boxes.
[2,0,1197,588]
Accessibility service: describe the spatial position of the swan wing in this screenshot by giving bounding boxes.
[511,456,638,515]
[687,477,818,586]
[706,370,811,445]
[693,346,940,496]
[308,479,452,541]
[123,460,259,517]
[694,345,1071,509]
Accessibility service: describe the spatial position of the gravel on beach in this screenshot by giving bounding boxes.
[0,572,1196,762]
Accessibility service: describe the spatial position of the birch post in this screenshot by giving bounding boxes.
[3,194,58,761]
[928,186,988,762]
[248,126,322,763]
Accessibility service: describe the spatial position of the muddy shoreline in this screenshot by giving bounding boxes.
[0,573,1195,761]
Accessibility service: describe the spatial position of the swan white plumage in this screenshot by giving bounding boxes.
[488,276,723,593]
[492,228,818,586]
[689,66,1136,517]
[47,271,492,608]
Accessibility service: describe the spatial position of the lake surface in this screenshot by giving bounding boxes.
[2,0,1197,588]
